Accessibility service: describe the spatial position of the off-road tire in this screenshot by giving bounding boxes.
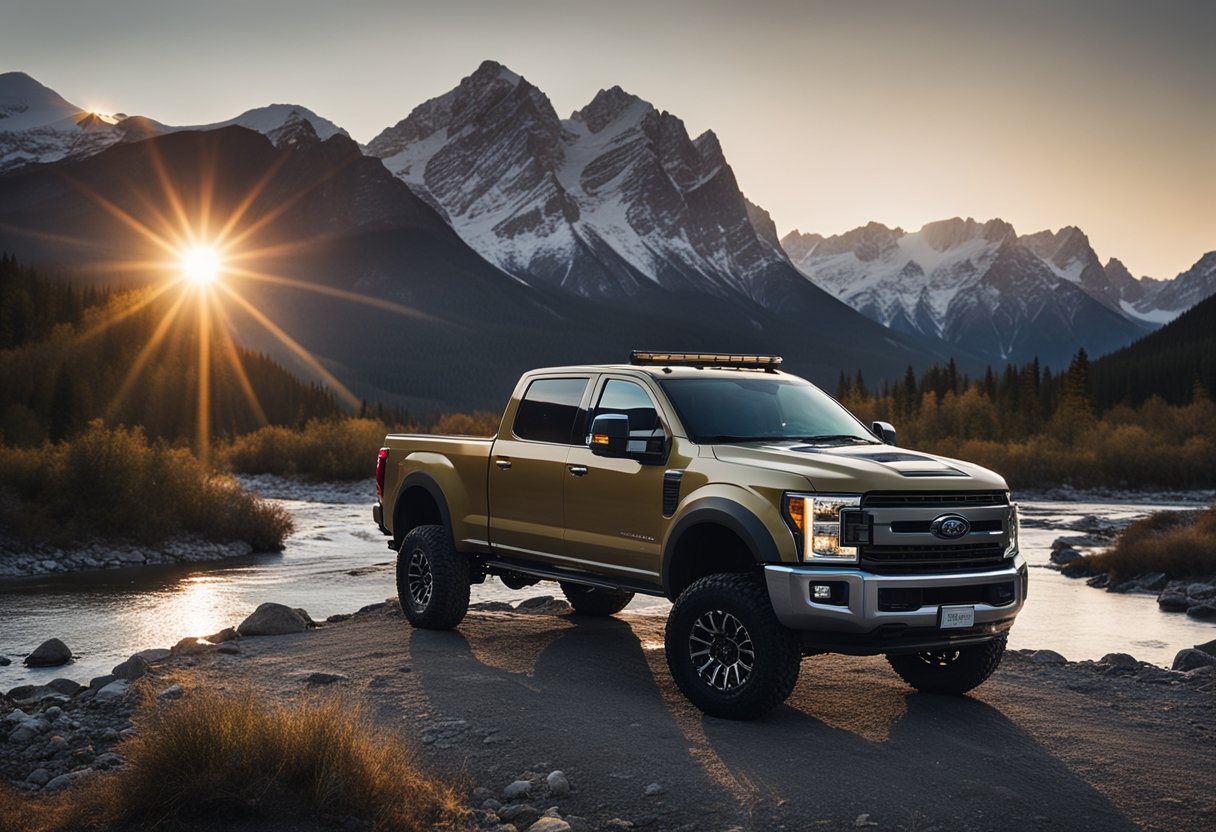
[560,582,634,616]
[886,637,1007,695]
[396,525,469,630]
[665,573,801,720]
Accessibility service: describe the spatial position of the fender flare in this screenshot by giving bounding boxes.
[393,471,454,545]
[660,497,782,598]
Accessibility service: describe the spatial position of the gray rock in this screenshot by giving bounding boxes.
[1099,653,1139,669]
[92,751,124,770]
[1049,548,1083,565]
[1138,572,1169,591]
[643,782,665,796]
[1194,638,1216,657]
[8,725,38,745]
[1086,574,1109,588]
[45,678,83,696]
[527,819,572,832]
[24,638,72,667]
[516,596,557,609]
[237,602,311,636]
[95,680,130,701]
[565,816,593,832]
[111,655,149,680]
[1030,650,1067,665]
[1173,648,1216,672]
[217,643,242,655]
[157,684,184,700]
[1186,583,1216,600]
[299,671,349,686]
[44,706,63,721]
[546,770,570,797]
[1135,667,1179,684]
[44,769,92,792]
[503,780,533,800]
[482,798,504,812]
[131,648,171,663]
[499,804,541,828]
[26,767,51,786]
[1157,591,1190,612]
[1186,603,1216,620]
[0,655,10,666]
[89,674,118,691]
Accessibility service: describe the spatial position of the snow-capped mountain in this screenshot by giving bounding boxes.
[1135,251,1216,318]
[178,104,348,147]
[366,60,801,306]
[781,218,1155,366]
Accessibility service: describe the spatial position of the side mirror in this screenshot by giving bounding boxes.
[872,421,897,445]
[589,414,630,457]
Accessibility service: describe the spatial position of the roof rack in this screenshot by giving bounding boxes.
[629,351,783,370]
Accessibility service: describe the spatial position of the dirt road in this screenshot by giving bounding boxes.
[203,603,1214,832]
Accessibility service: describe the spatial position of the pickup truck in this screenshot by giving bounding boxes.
[374,352,1025,719]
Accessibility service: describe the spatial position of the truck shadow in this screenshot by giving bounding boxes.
[407,612,1139,831]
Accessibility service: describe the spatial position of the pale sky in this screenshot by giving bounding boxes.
[4,0,1213,278]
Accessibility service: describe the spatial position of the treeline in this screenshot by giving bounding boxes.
[0,257,341,447]
[837,351,1216,488]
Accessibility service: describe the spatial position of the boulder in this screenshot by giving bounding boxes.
[237,602,311,636]
[1172,648,1216,672]
[157,684,184,700]
[217,643,241,655]
[1157,591,1190,612]
[516,596,557,610]
[131,648,171,663]
[1029,649,1067,665]
[1194,638,1216,657]
[1185,603,1216,621]
[1186,583,1216,600]
[89,674,118,691]
[26,768,51,786]
[111,655,149,680]
[1049,548,1083,566]
[1098,653,1139,669]
[546,770,570,797]
[95,680,130,702]
[44,769,92,792]
[503,779,533,800]
[45,678,83,696]
[499,804,541,828]
[24,638,72,667]
[1137,572,1169,592]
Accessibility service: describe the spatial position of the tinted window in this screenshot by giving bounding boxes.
[514,378,589,444]
[594,379,665,454]
[659,376,873,443]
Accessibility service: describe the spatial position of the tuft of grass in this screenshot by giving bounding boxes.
[0,688,467,832]
[1062,505,1216,581]
[0,420,292,550]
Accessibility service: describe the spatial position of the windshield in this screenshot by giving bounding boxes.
[659,376,877,444]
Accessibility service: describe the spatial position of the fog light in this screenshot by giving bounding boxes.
[812,584,833,600]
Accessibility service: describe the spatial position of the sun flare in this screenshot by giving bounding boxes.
[181,245,222,286]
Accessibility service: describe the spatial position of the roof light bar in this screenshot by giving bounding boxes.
[629,351,784,369]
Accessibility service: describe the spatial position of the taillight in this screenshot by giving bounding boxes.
[375,448,389,500]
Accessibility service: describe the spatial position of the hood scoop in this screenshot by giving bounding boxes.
[793,447,970,478]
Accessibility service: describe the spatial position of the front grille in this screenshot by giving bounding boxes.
[860,542,1008,574]
[878,581,1016,611]
[889,519,1003,534]
[863,491,1008,508]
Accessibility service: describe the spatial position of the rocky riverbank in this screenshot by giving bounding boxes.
[4,596,1216,832]
[0,534,257,580]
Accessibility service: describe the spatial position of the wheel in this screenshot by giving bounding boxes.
[396,525,470,630]
[665,573,801,719]
[560,582,634,616]
[886,637,1007,695]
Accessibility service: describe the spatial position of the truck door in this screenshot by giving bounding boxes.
[563,377,668,582]
[488,376,590,564]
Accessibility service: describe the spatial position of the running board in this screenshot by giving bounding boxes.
[478,556,667,598]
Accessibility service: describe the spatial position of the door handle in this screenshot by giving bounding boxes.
[568,465,588,476]
[495,459,512,470]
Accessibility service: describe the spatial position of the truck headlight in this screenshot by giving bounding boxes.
[784,493,862,563]
[1004,503,1020,558]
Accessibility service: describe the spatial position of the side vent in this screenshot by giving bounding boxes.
[662,470,684,517]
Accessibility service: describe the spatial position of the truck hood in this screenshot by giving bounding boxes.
[711,441,1009,493]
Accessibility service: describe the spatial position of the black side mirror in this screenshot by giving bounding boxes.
[589,413,630,457]
[872,421,897,445]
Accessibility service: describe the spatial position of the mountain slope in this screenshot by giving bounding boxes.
[0,72,127,173]
[782,218,1154,366]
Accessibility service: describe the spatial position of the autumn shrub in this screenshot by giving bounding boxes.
[0,421,292,549]
[0,689,467,832]
[1062,506,1216,581]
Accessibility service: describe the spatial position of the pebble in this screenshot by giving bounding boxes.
[26,768,51,786]
[546,770,570,797]
[503,779,533,800]
[526,819,572,832]
[499,804,541,828]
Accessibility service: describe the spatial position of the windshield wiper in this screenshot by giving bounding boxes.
[696,435,793,444]
[797,434,880,445]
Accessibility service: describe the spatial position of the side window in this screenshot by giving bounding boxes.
[513,378,589,444]
[594,379,665,454]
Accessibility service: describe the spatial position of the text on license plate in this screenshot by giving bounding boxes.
[939,605,975,629]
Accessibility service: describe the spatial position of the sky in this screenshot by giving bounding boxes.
[3,0,1213,278]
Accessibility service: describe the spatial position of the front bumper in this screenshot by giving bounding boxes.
[764,557,1027,652]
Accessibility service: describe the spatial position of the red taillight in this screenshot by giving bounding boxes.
[375,448,389,500]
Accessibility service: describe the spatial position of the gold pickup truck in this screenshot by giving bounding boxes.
[374,352,1026,719]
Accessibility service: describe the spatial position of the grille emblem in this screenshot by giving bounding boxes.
[930,514,971,540]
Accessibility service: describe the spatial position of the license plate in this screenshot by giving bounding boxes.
[939,605,975,629]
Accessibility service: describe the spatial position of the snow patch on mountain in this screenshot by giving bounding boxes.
[0,72,125,172]
[179,104,348,146]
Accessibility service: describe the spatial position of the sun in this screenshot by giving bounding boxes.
[181,245,222,286]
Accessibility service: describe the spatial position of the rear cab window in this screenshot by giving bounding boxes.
[513,377,590,444]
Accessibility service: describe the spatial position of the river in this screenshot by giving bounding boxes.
[1,478,1212,690]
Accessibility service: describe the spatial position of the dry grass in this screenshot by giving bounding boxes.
[0,689,467,832]
[1063,505,1216,581]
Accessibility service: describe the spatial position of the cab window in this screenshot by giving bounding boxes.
[513,377,589,444]
[593,379,665,454]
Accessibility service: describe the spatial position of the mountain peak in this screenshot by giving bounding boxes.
[572,85,650,133]
[0,71,78,116]
[472,59,522,87]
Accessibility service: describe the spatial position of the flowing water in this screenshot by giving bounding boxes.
[1,479,1212,691]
